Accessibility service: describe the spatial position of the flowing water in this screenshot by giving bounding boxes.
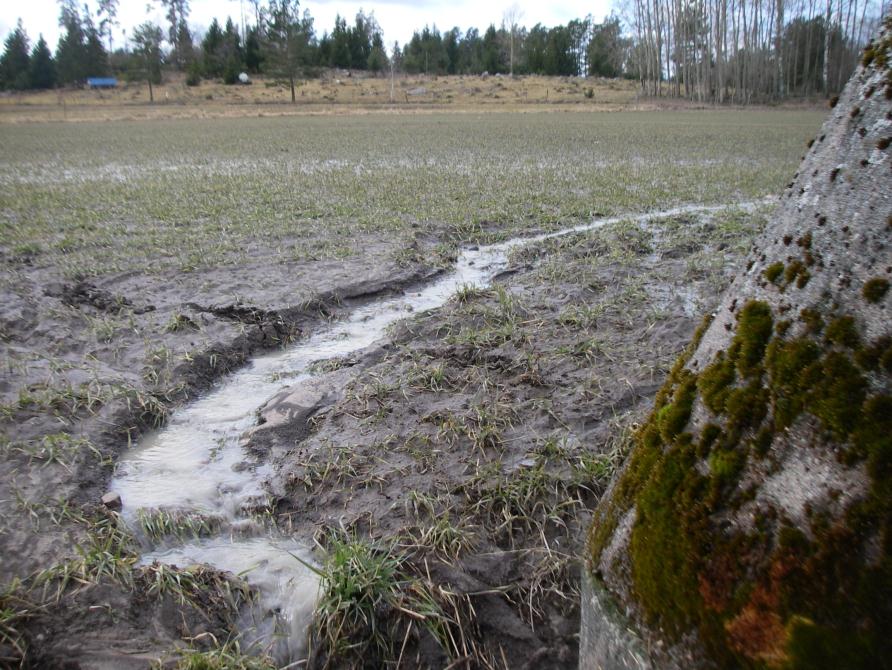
[110,201,764,662]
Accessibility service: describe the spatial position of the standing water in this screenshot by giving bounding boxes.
[110,202,762,662]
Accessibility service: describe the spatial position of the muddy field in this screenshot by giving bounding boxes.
[0,110,821,667]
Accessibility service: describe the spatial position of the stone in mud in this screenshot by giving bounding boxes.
[101,491,122,510]
[582,18,892,670]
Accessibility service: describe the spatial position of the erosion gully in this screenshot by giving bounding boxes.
[110,202,760,664]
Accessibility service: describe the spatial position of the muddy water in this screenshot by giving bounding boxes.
[110,201,763,662]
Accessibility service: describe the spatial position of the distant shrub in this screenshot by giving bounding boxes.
[186,63,202,87]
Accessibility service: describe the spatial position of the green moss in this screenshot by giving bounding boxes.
[800,308,824,334]
[863,46,877,67]
[799,307,824,334]
[764,262,785,284]
[725,381,769,434]
[785,260,811,288]
[709,447,747,491]
[752,426,774,457]
[776,319,793,336]
[852,395,892,480]
[592,295,890,668]
[734,300,773,378]
[698,423,723,458]
[766,337,822,429]
[854,335,892,372]
[811,352,867,439]
[862,277,890,303]
[786,617,877,670]
[658,372,697,441]
[589,315,714,565]
[629,439,708,636]
[698,353,736,414]
[797,269,811,288]
[825,315,861,348]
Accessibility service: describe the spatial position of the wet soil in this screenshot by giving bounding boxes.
[0,204,766,667]
[0,230,449,667]
[244,206,767,668]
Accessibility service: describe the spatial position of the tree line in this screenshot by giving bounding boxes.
[623,0,887,102]
[1,0,885,99]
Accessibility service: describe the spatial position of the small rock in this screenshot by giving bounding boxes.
[101,491,122,510]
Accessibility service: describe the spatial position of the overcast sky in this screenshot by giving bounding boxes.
[1,1,613,53]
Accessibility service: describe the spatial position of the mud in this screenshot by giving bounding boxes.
[244,205,768,667]
[0,203,768,667]
[0,230,449,666]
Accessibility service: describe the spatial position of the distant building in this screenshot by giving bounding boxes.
[87,78,118,89]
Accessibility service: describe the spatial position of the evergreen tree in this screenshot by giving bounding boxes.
[176,22,196,68]
[55,4,88,85]
[96,0,119,53]
[482,25,501,73]
[0,20,31,90]
[443,28,460,74]
[525,24,548,73]
[317,32,331,66]
[29,35,56,89]
[202,18,224,76]
[131,21,163,101]
[245,25,264,72]
[221,17,243,83]
[264,0,313,101]
[330,15,350,68]
[83,12,110,76]
[157,0,191,70]
[367,32,388,74]
[587,16,627,78]
[347,11,377,70]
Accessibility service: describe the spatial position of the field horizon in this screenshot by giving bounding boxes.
[0,70,829,124]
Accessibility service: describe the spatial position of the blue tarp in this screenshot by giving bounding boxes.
[87,78,118,89]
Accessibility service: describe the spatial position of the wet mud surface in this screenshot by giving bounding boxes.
[0,204,768,667]
[0,231,449,667]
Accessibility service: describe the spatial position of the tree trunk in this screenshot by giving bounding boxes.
[290,74,296,102]
[776,0,785,97]
[822,0,832,93]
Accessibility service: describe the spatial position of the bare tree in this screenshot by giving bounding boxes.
[503,2,524,76]
[622,0,881,102]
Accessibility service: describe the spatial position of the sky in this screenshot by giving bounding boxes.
[1,1,613,53]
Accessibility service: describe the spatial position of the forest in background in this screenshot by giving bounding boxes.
[0,0,887,102]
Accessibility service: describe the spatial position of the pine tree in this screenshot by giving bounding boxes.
[245,26,264,73]
[28,35,56,89]
[331,15,350,68]
[202,18,224,77]
[131,22,163,102]
[157,0,191,70]
[0,20,31,91]
[264,0,311,102]
[83,13,110,77]
[55,4,87,85]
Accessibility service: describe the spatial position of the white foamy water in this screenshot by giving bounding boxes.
[110,200,767,662]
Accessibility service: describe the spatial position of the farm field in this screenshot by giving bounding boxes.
[0,108,824,667]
